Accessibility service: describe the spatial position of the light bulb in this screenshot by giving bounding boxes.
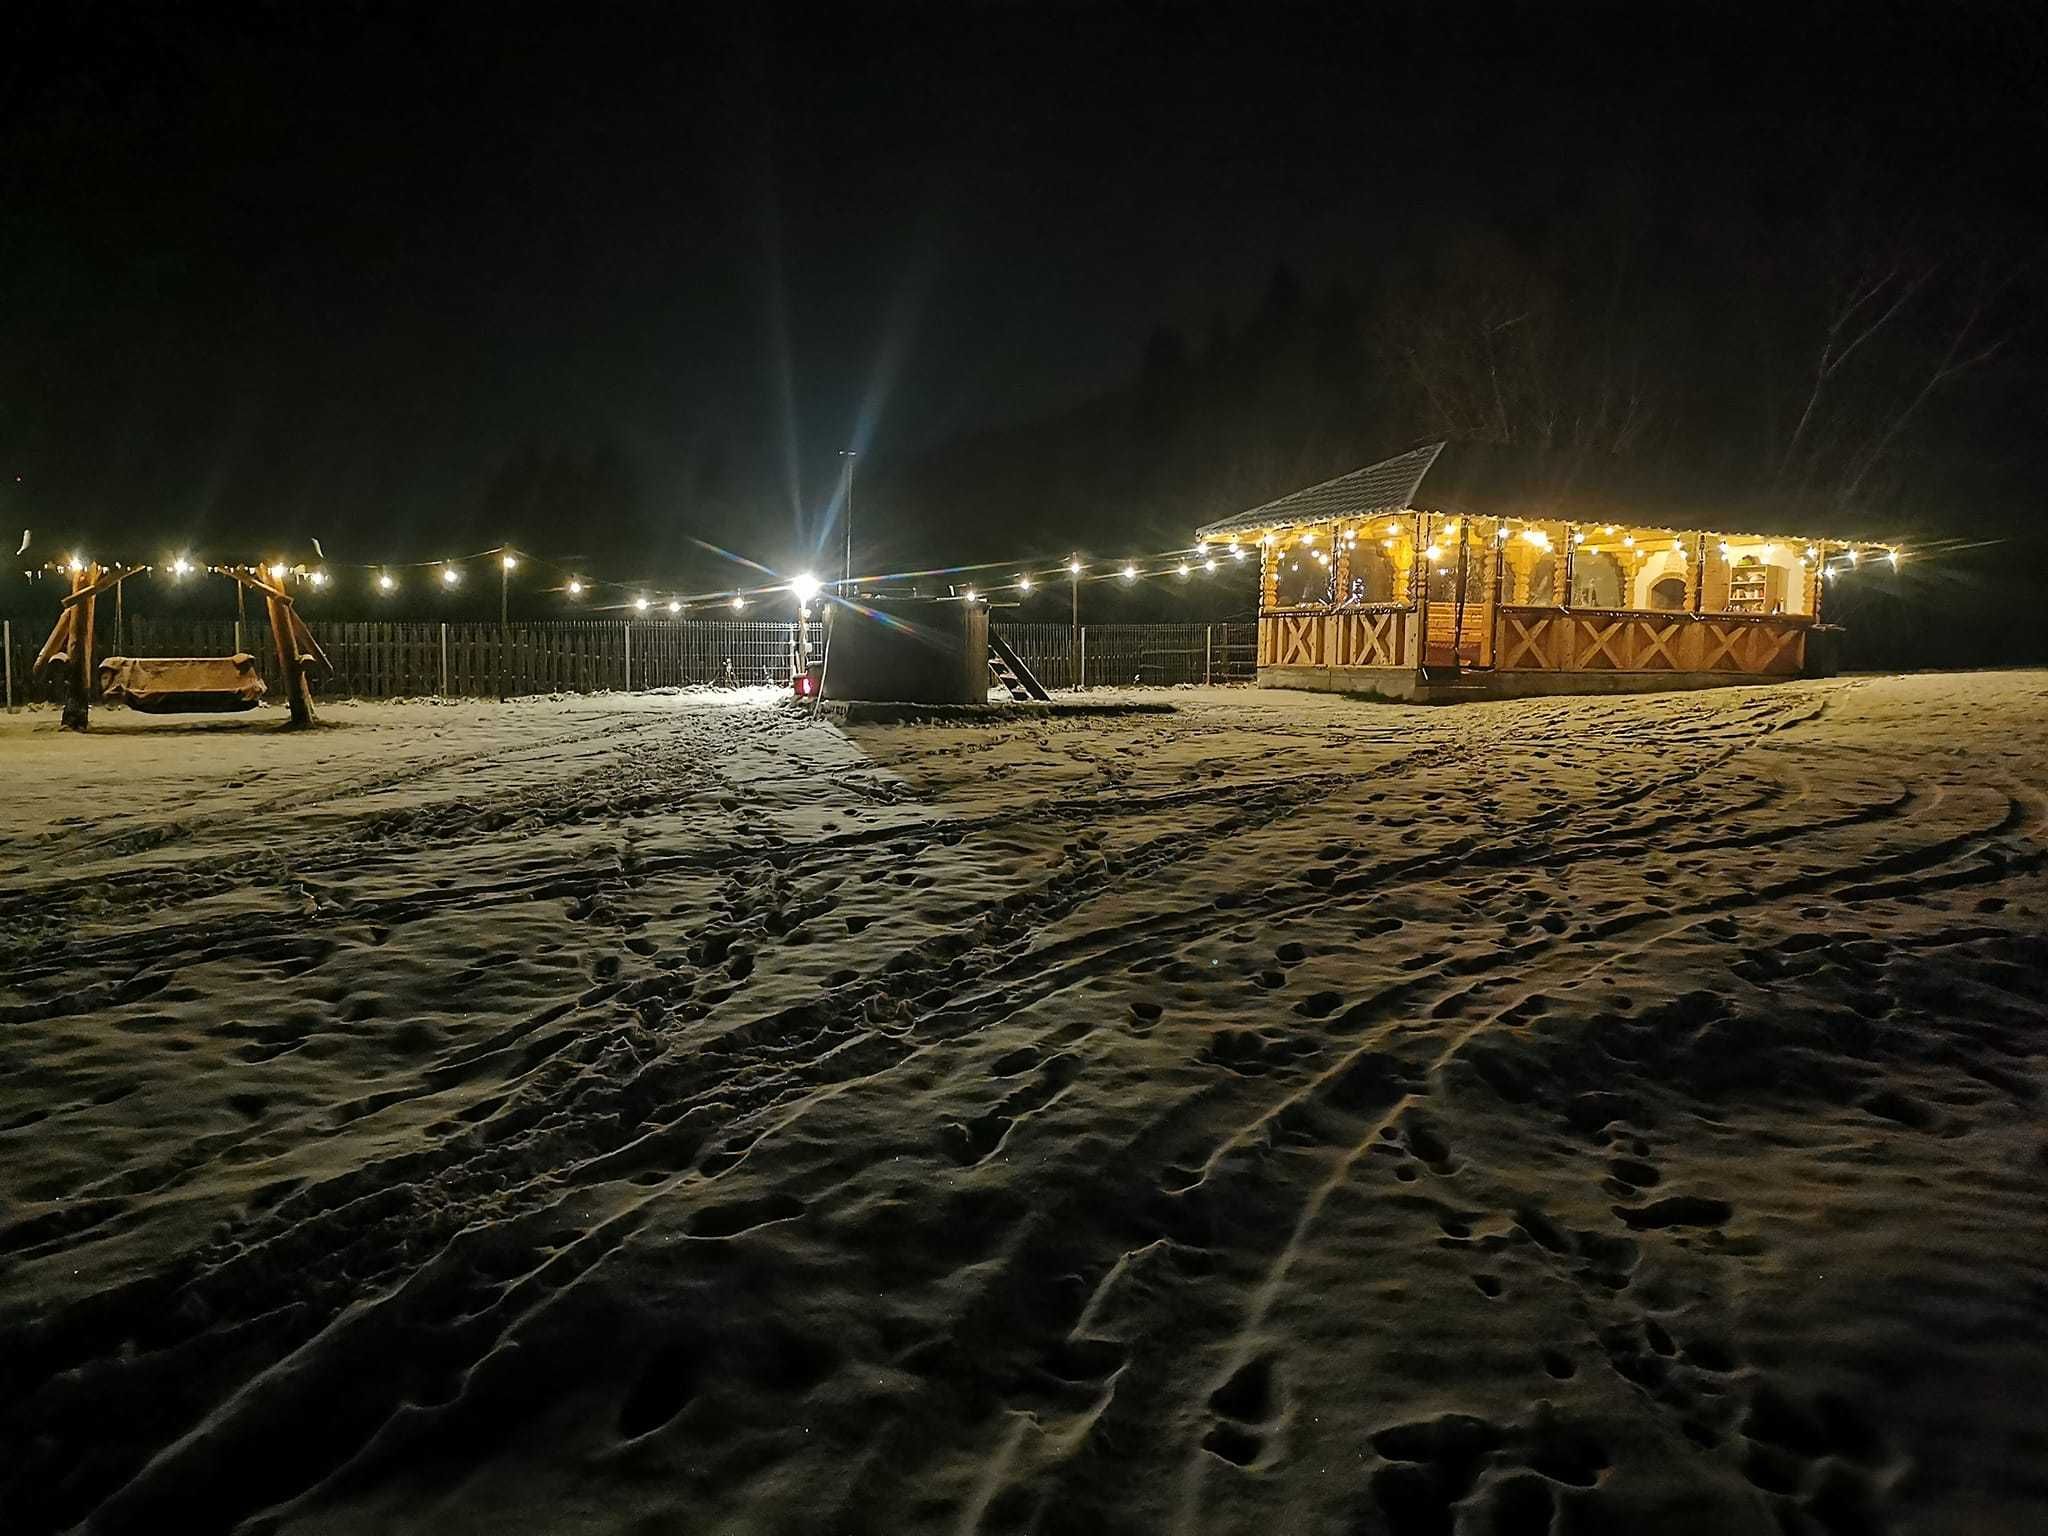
[1177,562,1190,577]
[1204,559,1216,573]
[378,573,395,592]
[790,572,820,603]
[1018,575,1033,591]
[1069,559,1082,574]
[501,553,517,570]
[442,566,460,585]
[731,595,746,611]
[567,579,583,596]
[270,562,288,579]
[667,599,681,615]
[1122,564,1136,580]
[634,596,649,612]
[963,587,977,601]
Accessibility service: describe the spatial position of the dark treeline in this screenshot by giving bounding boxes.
[865,181,2045,661]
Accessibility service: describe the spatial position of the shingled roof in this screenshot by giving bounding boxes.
[1195,441,1446,540]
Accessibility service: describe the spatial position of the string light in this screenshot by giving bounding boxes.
[501,552,517,571]
[1385,521,1400,536]
[1203,558,1217,573]
[269,562,289,580]
[170,556,193,577]
[441,566,460,586]
[566,579,583,596]
[731,595,746,611]
[1069,558,1083,574]
[962,586,977,601]
[634,596,650,612]
[1018,574,1033,591]
[1425,544,1443,563]
[1622,534,1635,548]
[1230,546,1246,561]
[1122,563,1137,580]
[378,572,396,592]
[1177,561,1190,577]
[667,599,682,615]
[308,569,328,588]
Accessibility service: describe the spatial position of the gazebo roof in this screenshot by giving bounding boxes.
[1196,439,1885,548]
[1195,442,1444,540]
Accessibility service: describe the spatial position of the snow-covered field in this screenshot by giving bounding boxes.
[2,675,2045,1535]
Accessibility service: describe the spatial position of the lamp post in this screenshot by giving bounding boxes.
[838,450,856,586]
[1068,554,1083,691]
[499,549,516,701]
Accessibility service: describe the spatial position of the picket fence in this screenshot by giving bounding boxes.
[0,616,1257,706]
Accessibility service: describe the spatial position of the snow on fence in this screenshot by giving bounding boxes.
[1,616,1258,705]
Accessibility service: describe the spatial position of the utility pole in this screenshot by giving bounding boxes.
[838,450,856,586]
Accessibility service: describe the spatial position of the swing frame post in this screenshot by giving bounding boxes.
[62,565,99,732]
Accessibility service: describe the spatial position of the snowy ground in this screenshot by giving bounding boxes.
[2,675,2045,1536]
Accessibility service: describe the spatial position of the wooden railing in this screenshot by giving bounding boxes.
[1253,603,1813,679]
[1493,606,1810,675]
[1257,606,1411,670]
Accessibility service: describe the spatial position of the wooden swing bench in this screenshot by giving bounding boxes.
[97,653,268,713]
[34,562,328,731]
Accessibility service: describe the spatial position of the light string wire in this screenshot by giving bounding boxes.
[18,518,1932,609]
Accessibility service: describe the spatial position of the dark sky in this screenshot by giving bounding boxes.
[3,1,2042,587]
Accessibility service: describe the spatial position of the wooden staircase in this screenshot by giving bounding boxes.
[988,630,1051,702]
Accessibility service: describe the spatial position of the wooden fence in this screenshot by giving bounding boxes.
[1,617,1258,705]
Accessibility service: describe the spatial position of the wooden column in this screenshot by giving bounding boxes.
[61,566,98,732]
[1507,542,1536,605]
[1561,527,1576,607]
[263,584,317,728]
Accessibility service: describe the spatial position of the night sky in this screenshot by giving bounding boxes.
[3,2,2043,611]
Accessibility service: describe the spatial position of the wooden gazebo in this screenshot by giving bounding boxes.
[1197,441,1892,699]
